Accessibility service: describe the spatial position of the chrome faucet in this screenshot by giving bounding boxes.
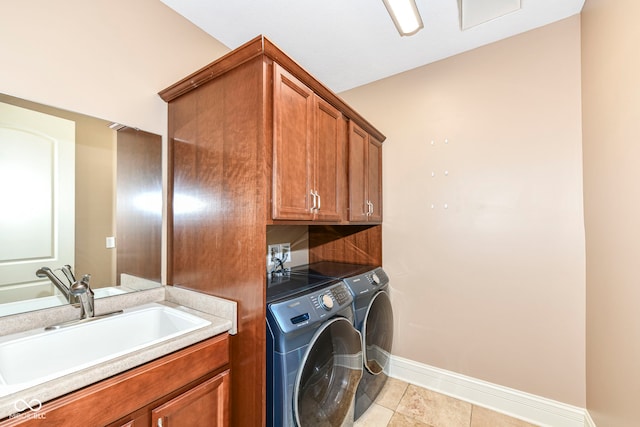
[36,266,72,302]
[36,266,94,319]
[36,268,120,330]
[70,274,94,319]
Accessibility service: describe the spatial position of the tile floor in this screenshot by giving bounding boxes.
[354,378,540,427]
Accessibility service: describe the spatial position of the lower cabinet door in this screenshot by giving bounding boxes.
[151,370,230,427]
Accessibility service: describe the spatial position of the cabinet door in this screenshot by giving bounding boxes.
[348,122,369,222]
[272,64,315,220]
[367,136,383,222]
[151,370,230,427]
[107,419,143,427]
[313,97,345,222]
[105,411,147,427]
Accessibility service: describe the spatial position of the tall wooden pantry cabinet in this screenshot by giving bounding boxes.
[159,35,385,426]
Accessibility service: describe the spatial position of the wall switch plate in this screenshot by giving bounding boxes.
[106,236,116,249]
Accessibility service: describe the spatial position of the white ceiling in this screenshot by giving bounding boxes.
[160,0,585,93]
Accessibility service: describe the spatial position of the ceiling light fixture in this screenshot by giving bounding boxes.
[383,0,424,36]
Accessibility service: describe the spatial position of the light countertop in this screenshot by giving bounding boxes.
[0,284,236,420]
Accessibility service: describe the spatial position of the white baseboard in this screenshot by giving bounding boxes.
[584,410,597,427]
[388,355,592,427]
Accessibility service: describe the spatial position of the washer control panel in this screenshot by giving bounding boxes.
[268,282,353,334]
[312,282,351,311]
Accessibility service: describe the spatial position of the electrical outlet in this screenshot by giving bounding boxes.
[280,243,291,264]
[267,244,280,266]
[266,243,291,266]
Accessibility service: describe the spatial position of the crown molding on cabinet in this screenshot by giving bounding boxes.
[158,35,386,142]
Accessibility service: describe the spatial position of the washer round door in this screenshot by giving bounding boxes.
[294,317,363,427]
[363,291,394,375]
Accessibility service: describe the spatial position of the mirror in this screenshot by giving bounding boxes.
[0,93,163,317]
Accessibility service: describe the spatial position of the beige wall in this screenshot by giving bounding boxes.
[582,0,640,425]
[0,0,229,134]
[1,0,596,412]
[0,0,229,287]
[341,16,586,406]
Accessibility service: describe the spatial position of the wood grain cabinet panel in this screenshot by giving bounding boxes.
[272,64,315,220]
[349,121,382,223]
[367,135,383,223]
[151,371,230,427]
[313,97,346,222]
[272,64,346,222]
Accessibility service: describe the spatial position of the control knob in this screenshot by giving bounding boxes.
[318,294,334,311]
[371,273,381,285]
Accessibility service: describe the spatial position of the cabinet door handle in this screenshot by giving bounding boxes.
[366,200,373,216]
[310,190,317,212]
[370,201,374,215]
[158,418,163,427]
[316,191,321,210]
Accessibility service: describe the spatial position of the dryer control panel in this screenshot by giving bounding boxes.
[268,282,354,334]
[343,267,389,298]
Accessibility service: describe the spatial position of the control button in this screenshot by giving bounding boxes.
[372,273,381,284]
[319,294,334,310]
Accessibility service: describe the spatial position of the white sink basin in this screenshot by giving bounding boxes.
[0,303,211,397]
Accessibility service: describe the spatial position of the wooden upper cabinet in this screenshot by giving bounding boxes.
[348,122,368,222]
[367,135,383,222]
[272,64,315,220]
[272,64,345,221]
[313,97,345,222]
[349,121,382,223]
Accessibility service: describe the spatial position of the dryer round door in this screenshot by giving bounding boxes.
[363,291,394,375]
[294,317,363,427]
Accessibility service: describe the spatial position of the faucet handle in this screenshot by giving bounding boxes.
[81,274,91,286]
[82,274,94,296]
[70,274,94,319]
[60,265,76,285]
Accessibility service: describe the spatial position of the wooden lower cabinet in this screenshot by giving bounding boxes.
[151,372,229,427]
[1,334,230,427]
[109,371,230,427]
